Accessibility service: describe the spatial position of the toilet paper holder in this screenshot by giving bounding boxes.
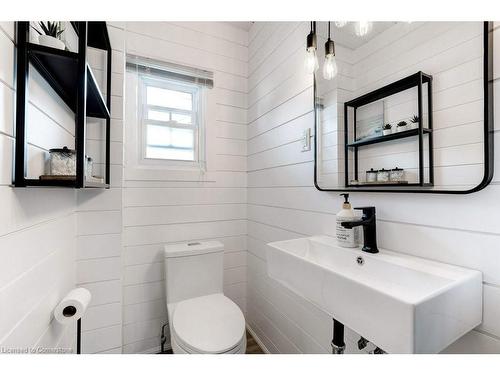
[55,288,91,354]
[63,305,82,354]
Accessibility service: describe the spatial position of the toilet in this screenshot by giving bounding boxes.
[164,241,246,354]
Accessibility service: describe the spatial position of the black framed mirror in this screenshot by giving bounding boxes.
[314,21,494,193]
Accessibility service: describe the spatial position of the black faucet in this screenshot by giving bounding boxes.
[341,207,378,254]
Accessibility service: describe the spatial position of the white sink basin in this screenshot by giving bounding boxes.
[266,235,482,353]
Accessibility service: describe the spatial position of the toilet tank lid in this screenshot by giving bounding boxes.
[164,240,224,258]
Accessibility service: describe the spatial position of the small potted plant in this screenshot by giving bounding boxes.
[36,22,65,50]
[382,123,392,136]
[396,120,408,133]
[409,115,419,130]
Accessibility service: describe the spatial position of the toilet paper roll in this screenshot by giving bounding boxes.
[54,288,92,325]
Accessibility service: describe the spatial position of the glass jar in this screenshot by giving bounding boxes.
[366,168,378,183]
[85,156,93,178]
[48,147,76,175]
[389,167,405,182]
[377,168,390,183]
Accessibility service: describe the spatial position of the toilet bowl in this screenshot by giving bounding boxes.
[164,241,246,354]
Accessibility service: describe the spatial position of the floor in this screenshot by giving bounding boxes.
[160,330,264,354]
[246,330,265,354]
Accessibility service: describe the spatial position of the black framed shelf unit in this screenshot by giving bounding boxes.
[343,71,434,188]
[14,21,112,188]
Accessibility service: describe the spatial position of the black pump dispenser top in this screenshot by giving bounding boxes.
[340,193,349,204]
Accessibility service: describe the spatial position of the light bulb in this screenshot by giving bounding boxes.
[323,54,338,80]
[355,21,372,37]
[335,21,348,28]
[305,47,319,74]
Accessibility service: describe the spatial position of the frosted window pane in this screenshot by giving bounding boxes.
[146,147,194,161]
[170,128,194,148]
[148,110,171,121]
[146,124,195,161]
[171,113,192,124]
[147,86,192,110]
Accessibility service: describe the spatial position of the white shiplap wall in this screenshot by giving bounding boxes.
[76,23,126,354]
[121,22,248,354]
[353,22,484,188]
[0,23,77,352]
[247,21,500,354]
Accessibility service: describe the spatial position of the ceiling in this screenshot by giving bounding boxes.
[314,22,397,49]
[226,22,254,31]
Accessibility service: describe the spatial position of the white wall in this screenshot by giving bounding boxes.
[0,22,126,355]
[76,23,126,354]
[246,21,500,354]
[0,23,77,352]
[353,22,483,188]
[121,22,248,354]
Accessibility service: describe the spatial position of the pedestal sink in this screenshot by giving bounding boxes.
[266,235,482,353]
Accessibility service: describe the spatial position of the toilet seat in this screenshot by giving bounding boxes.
[171,293,246,354]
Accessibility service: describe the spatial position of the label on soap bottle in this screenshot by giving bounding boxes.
[336,217,358,248]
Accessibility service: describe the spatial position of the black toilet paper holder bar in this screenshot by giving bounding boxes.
[63,305,82,354]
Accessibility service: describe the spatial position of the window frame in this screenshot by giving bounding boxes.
[138,73,206,169]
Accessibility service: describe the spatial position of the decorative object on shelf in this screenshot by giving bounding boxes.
[355,101,384,141]
[85,156,93,178]
[396,120,408,132]
[382,123,392,135]
[409,115,419,130]
[37,21,65,50]
[323,22,338,80]
[389,167,405,182]
[305,21,318,74]
[355,21,372,37]
[377,168,390,183]
[48,147,76,175]
[366,168,378,183]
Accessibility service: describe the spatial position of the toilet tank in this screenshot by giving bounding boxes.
[164,241,224,304]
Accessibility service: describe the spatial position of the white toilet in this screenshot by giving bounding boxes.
[164,241,246,354]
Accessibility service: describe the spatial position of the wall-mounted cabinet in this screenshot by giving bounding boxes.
[14,21,112,188]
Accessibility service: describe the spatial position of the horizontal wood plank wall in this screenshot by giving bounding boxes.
[246,21,500,354]
[121,22,248,354]
[75,23,126,354]
[352,22,483,188]
[0,23,77,352]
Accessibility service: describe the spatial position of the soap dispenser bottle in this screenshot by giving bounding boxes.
[336,193,358,248]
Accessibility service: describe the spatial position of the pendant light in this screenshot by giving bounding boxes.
[323,22,338,80]
[355,21,372,37]
[305,21,318,74]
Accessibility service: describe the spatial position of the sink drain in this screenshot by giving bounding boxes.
[356,256,364,266]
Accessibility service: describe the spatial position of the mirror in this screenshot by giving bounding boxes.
[315,21,493,193]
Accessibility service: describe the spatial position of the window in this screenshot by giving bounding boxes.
[127,55,214,171]
[141,78,200,162]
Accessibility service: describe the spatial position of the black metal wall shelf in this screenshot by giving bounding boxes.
[344,71,434,188]
[347,128,433,148]
[14,21,112,189]
[28,43,110,119]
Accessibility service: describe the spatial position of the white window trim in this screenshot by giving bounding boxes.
[124,62,217,182]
